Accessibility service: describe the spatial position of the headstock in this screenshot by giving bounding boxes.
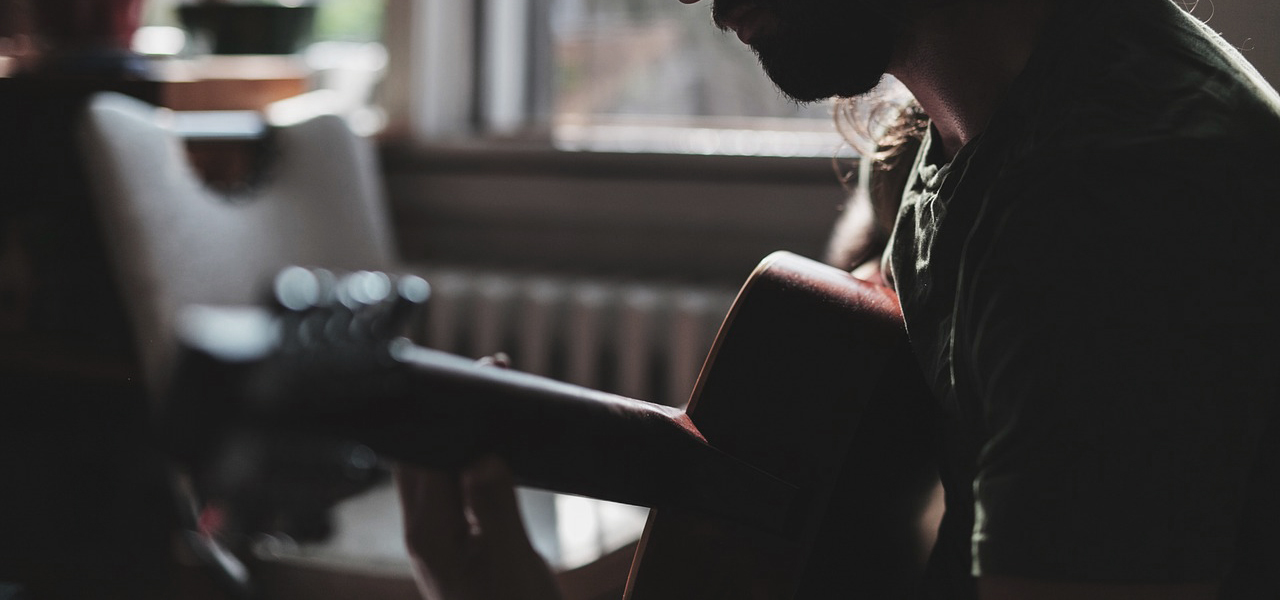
[162,266,430,544]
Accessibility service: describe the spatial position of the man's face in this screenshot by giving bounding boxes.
[707,0,907,102]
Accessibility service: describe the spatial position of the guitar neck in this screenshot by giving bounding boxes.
[349,344,795,531]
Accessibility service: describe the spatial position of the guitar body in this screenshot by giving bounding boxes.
[626,251,937,600]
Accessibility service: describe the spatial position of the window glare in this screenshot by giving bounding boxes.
[549,0,845,156]
[551,0,832,121]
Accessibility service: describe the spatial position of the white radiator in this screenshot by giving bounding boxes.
[416,267,738,408]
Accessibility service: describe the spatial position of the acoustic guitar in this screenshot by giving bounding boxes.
[164,251,939,600]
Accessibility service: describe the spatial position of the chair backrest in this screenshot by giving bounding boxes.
[80,92,396,394]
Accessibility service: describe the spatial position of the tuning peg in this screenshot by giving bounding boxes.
[397,274,431,305]
[273,266,321,312]
[337,271,393,310]
[375,274,431,337]
[272,266,343,312]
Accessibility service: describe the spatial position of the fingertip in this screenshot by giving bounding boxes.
[461,456,526,537]
[476,352,512,368]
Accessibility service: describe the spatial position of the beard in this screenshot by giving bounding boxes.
[713,0,906,102]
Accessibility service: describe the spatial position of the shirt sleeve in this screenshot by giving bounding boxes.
[960,145,1278,583]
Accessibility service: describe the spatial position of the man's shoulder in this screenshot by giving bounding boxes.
[994,0,1280,201]
[1020,0,1280,159]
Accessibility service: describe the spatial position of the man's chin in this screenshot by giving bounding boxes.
[755,45,890,103]
[752,34,896,102]
[770,68,888,103]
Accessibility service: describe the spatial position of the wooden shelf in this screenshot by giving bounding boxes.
[150,55,310,111]
[0,55,309,112]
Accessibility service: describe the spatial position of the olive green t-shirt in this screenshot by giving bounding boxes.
[885,0,1280,597]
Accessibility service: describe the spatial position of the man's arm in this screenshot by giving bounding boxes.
[959,146,1265,598]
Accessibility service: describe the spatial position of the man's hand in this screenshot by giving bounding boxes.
[396,456,563,600]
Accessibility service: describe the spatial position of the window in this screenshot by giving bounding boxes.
[383,0,850,157]
[126,0,862,158]
[134,0,851,157]
[553,0,824,120]
[549,0,846,156]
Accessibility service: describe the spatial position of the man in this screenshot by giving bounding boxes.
[400,0,1280,598]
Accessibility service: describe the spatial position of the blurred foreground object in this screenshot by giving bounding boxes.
[77,90,395,597]
[25,0,148,78]
[179,3,317,56]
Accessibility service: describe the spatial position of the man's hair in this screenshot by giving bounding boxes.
[826,94,928,270]
[833,87,928,164]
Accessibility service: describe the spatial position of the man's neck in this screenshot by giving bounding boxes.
[887,0,1055,160]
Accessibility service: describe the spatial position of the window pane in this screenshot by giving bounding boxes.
[552,0,829,120]
[551,0,843,156]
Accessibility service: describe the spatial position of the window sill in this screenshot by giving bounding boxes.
[379,138,855,283]
[380,137,857,186]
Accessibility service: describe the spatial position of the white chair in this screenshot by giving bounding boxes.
[80,91,415,598]
[79,92,396,396]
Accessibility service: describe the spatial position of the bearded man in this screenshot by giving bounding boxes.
[399,0,1280,598]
